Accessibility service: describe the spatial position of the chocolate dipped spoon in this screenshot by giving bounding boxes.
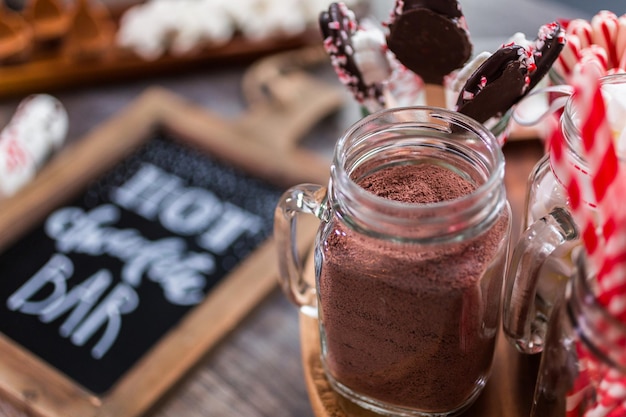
[456,21,565,125]
[455,45,532,124]
[386,0,472,107]
[319,2,390,113]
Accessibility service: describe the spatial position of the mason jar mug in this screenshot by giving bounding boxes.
[274,107,511,416]
[504,73,626,355]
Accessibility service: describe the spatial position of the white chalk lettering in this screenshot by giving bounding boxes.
[111,163,183,220]
[144,250,213,305]
[70,282,139,359]
[46,205,119,254]
[159,187,222,235]
[6,254,73,314]
[110,163,263,249]
[6,255,138,359]
[5,161,270,359]
[122,237,211,305]
[99,228,146,259]
[40,269,112,337]
[45,205,214,306]
[198,202,262,254]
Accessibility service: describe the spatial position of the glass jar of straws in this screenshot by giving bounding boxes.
[531,249,626,417]
[503,73,626,355]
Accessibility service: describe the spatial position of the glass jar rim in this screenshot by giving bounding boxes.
[551,73,626,207]
[329,106,507,242]
[333,106,504,210]
[562,73,626,157]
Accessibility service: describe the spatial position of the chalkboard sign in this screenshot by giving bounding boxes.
[0,80,338,417]
[0,131,282,394]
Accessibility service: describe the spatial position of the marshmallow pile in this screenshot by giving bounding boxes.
[116,0,362,61]
[553,10,626,81]
[603,81,626,154]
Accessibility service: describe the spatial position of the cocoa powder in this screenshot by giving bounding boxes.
[318,163,508,412]
[358,164,475,204]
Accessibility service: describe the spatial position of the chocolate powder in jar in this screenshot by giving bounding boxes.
[318,163,508,412]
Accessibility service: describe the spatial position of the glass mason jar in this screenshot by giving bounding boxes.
[531,249,626,417]
[275,107,511,416]
[504,74,626,355]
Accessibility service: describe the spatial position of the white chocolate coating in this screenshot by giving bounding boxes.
[0,95,68,198]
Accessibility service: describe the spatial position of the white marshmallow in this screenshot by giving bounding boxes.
[602,82,626,155]
[351,20,391,86]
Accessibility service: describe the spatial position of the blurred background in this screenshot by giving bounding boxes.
[1,1,626,416]
[372,0,625,52]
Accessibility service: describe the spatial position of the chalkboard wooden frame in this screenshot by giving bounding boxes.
[0,67,339,417]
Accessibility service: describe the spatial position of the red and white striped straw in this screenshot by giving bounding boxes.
[573,70,626,321]
[565,67,626,417]
[549,66,626,417]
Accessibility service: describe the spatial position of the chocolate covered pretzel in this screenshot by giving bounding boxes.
[319,3,389,112]
[385,0,472,85]
[527,21,566,91]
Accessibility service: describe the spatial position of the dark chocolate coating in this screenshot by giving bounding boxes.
[527,22,565,91]
[318,5,339,41]
[400,0,462,19]
[386,8,471,84]
[456,46,528,124]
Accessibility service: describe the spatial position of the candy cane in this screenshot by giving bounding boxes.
[566,344,594,417]
[568,18,594,49]
[577,45,609,79]
[555,33,582,78]
[554,12,626,84]
[550,65,626,417]
[574,73,626,319]
[615,15,626,71]
[591,11,620,69]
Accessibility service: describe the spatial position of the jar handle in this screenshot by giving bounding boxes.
[503,207,578,354]
[274,184,328,317]
[512,84,573,127]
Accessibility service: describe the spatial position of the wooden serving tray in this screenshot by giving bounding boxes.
[300,315,539,417]
[0,0,322,100]
[0,31,321,99]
